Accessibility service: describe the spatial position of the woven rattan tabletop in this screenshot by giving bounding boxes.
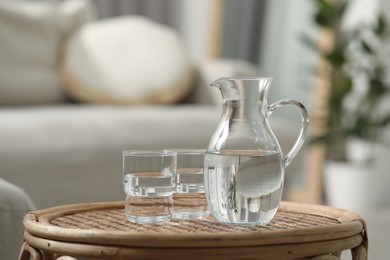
[23,200,367,249]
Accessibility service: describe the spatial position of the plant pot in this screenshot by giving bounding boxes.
[323,139,389,214]
[324,161,377,214]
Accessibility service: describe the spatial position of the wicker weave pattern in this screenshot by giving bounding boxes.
[50,209,340,234]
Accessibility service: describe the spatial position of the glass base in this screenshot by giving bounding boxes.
[125,195,172,224]
[172,193,208,220]
[211,207,278,226]
[125,214,171,224]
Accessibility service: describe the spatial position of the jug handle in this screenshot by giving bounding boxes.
[266,99,309,167]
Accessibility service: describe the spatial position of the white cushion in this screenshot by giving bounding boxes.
[0,0,92,105]
[61,16,195,104]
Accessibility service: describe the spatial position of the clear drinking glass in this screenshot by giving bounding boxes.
[171,149,209,220]
[122,150,176,224]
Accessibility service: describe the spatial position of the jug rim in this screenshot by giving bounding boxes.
[213,76,273,81]
[211,77,274,86]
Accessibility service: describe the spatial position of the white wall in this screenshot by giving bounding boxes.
[171,0,210,63]
[261,0,315,108]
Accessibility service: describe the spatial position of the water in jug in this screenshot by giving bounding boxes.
[204,77,309,225]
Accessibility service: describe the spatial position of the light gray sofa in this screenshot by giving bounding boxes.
[0,0,304,210]
[0,58,304,210]
[0,1,265,210]
[0,60,264,209]
[0,178,35,259]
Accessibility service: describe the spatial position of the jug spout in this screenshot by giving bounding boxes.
[210,77,273,102]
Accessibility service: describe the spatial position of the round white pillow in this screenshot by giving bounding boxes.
[60,16,195,104]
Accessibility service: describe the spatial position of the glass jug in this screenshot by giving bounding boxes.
[204,77,309,225]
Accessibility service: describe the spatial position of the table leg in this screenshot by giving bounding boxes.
[351,218,368,260]
[42,250,57,260]
[351,243,368,260]
[18,242,43,260]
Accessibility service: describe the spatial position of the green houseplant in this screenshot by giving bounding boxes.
[308,0,390,162]
[306,0,390,211]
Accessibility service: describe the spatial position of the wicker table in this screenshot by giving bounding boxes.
[19,201,368,260]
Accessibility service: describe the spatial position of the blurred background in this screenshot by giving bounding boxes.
[1,0,390,259]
